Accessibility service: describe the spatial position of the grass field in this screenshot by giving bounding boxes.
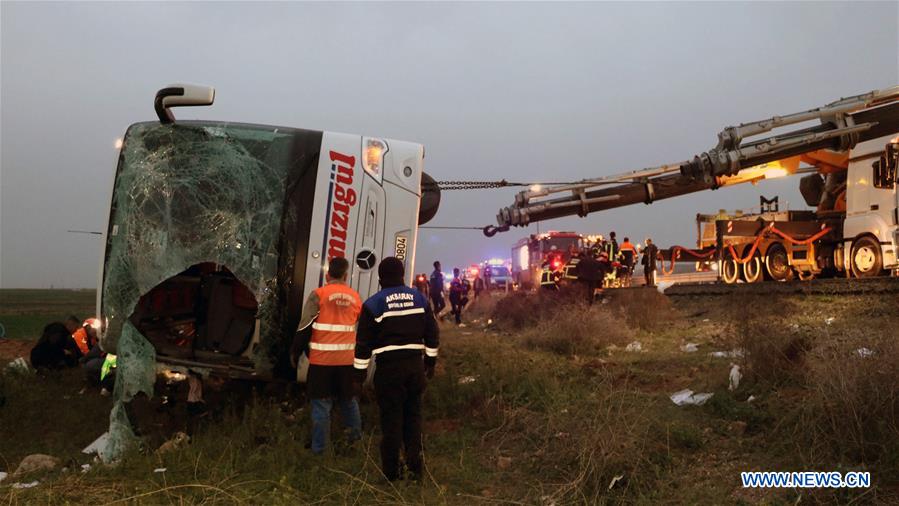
[0,289,96,340]
[1,288,898,504]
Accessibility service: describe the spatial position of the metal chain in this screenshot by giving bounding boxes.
[423,179,524,191]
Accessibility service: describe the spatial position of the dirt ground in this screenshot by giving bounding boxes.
[1,288,897,504]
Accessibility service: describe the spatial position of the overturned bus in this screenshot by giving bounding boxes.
[97,84,440,395]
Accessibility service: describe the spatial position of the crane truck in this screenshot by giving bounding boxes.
[486,86,899,283]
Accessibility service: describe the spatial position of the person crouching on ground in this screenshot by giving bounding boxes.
[291,256,363,455]
[354,257,440,482]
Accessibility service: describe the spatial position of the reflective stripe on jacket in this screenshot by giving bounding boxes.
[563,257,581,280]
[309,283,362,366]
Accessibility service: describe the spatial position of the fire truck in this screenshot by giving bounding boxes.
[487,86,899,283]
[97,84,440,379]
[511,232,584,288]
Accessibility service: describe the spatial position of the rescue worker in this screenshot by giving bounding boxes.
[448,268,465,325]
[413,273,430,299]
[473,271,485,298]
[619,237,637,286]
[291,257,363,455]
[429,261,446,316]
[539,260,559,291]
[604,231,620,262]
[354,257,440,482]
[65,315,97,357]
[576,252,603,303]
[562,245,581,282]
[642,238,659,287]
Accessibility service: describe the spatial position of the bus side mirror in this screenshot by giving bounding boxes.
[155,84,215,124]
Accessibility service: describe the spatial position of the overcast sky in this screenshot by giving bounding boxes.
[2,1,897,288]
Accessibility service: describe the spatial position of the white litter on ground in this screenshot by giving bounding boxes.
[82,432,110,455]
[80,464,91,474]
[608,474,624,490]
[709,349,745,358]
[680,343,699,353]
[5,357,31,374]
[747,395,757,403]
[855,347,875,358]
[670,389,714,406]
[0,471,7,483]
[625,341,643,352]
[458,376,477,385]
[154,468,167,473]
[824,317,835,325]
[728,364,742,391]
[11,481,39,489]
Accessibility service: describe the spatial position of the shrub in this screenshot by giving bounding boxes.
[522,305,634,356]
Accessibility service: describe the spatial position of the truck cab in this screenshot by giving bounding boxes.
[842,134,899,276]
[97,85,439,379]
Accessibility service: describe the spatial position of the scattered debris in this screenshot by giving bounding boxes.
[728,364,742,391]
[457,376,477,385]
[824,316,835,325]
[496,456,512,470]
[656,281,674,294]
[670,389,714,406]
[80,464,91,474]
[5,357,31,374]
[11,481,39,489]
[708,348,745,358]
[702,318,710,323]
[747,395,757,403]
[0,471,7,483]
[82,432,110,455]
[486,319,493,326]
[13,454,60,477]
[608,474,624,490]
[855,347,875,358]
[458,323,467,328]
[625,341,643,352]
[156,432,190,454]
[154,468,167,473]
[680,343,699,353]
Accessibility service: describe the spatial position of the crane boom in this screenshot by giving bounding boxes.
[487,86,899,236]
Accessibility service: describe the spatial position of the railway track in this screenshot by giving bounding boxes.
[659,276,899,297]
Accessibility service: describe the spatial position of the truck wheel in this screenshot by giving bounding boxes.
[765,243,793,282]
[721,255,740,284]
[742,250,764,283]
[850,236,883,278]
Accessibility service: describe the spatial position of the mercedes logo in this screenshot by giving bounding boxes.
[356,250,377,270]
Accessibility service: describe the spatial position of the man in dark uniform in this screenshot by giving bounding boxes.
[355,257,440,482]
[428,261,446,316]
[642,238,659,287]
[448,268,465,325]
[576,253,603,303]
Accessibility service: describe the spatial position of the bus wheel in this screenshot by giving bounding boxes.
[742,250,764,283]
[721,255,740,284]
[850,236,883,278]
[765,243,793,282]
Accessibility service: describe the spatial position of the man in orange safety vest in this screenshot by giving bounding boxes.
[291,256,363,455]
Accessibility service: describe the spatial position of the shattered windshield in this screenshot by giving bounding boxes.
[100,121,302,459]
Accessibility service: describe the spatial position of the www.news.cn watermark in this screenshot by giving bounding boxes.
[741,472,871,488]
